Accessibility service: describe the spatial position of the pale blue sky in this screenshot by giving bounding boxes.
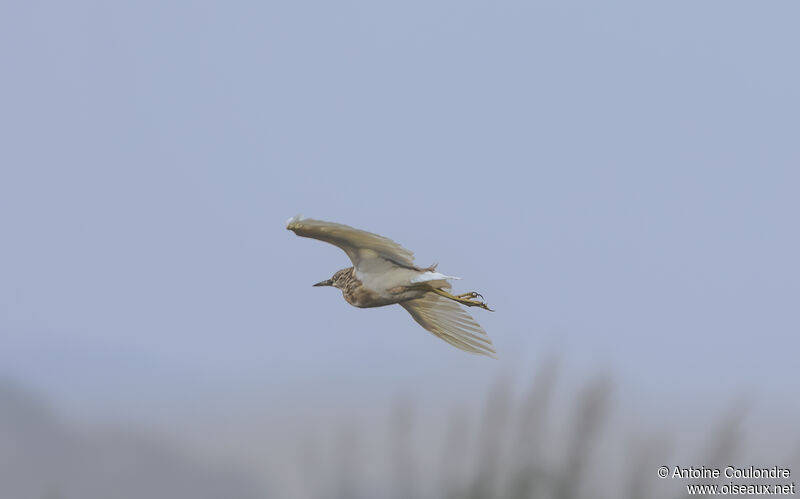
[1,0,798,425]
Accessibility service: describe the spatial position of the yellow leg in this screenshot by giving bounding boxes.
[432,288,494,311]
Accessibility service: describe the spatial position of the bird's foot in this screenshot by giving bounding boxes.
[432,288,494,311]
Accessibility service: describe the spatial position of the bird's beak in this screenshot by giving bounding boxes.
[313,279,333,287]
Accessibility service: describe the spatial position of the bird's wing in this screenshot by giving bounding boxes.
[401,293,495,357]
[286,216,417,268]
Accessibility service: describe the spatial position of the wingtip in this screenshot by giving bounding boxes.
[286,214,305,230]
[478,343,497,358]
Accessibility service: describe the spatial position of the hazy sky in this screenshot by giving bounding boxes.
[1,0,798,428]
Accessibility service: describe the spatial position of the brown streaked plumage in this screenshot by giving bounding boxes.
[287,216,496,357]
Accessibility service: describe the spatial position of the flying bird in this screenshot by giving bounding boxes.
[286,216,495,357]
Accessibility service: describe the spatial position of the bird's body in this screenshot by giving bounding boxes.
[287,216,496,357]
[322,266,451,308]
[326,267,419,308]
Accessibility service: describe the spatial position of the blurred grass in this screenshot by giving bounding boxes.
[2,370,797,499]
[306,363,798,499]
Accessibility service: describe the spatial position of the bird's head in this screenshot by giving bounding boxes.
[313,267,352,289]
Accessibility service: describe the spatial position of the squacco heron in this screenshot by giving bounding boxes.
[286,216,495,357]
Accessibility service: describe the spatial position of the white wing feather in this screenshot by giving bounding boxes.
[410,271,461,283]
[401,293,495,357]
